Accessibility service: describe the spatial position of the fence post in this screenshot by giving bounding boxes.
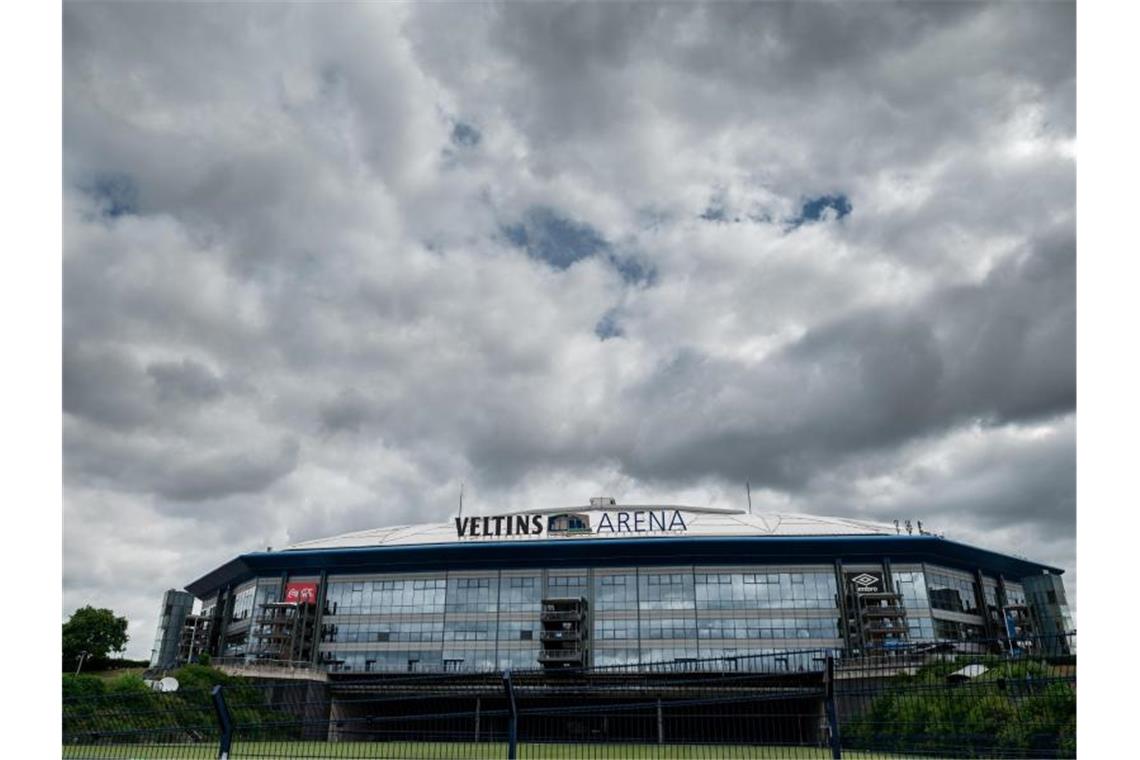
[212,684,234,760]
[502,670,518,760]
[657,697,664,745]
[824,655,841,759]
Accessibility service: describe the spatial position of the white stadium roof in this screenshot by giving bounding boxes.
[284,505,900,551]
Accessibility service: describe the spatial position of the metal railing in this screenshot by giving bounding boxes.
[211,656,318,669]
[63,633,1075,759]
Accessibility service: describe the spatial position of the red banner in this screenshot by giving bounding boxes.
[283,582,319,605]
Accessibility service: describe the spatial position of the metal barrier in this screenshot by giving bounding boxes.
[63,635,1075,758]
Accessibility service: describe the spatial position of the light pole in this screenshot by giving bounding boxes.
[75,650,91,676]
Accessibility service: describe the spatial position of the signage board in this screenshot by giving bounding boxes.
[454,509,689,539]
[284,582,319,605]
[847,571,884,594]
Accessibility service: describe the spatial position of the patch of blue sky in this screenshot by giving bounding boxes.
[85,172,139,218]
[503,206,656,285]
[503,206,609,270]
[607,253,656,286]
[594,309,624,340]
[450,121,481,147]
[787,194,852,229]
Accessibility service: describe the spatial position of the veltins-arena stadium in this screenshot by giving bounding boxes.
[148,498,1073,674]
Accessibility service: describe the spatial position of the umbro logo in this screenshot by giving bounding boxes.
[851,573,878,587]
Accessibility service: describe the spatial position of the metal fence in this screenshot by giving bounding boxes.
[63,635,1075,759]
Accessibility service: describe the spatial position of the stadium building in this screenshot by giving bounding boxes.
[149,499,1073,672]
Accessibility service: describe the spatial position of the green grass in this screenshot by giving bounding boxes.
[62,741,881,759]
[81,668,148,682]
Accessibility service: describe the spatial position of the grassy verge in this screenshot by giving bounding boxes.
[62,741,874,759]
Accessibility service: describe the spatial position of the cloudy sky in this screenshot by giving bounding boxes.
[62,1,1075,658]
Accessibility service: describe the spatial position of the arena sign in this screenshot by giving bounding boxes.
[454,509,688,539]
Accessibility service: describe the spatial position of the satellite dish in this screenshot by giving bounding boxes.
[157,676,180,692]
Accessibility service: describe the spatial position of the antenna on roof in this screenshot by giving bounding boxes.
[458,482,464,519]
[746,482,752,515]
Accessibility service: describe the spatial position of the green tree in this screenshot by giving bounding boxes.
[62,606,129,672]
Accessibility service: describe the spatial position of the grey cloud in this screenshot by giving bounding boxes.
[64,347,154,430]
[66,422,301,505]
[622,222,1073,488]
[147,359,224,404]
[319,388,376,435]
[151,438,301,502]
[62,1,1075,655]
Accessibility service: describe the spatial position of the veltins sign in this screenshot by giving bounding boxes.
[847,572,884,594]
[455,510,688,539]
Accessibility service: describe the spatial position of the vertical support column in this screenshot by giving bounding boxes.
[690,566,702,661]
[834,560,851,654]
[441,570,452,673]
[586,566,595,668]
[995,574,1013,650]
[214,585,232,659]
[502,670,518,760]
[276,572,287,661]
[311,570,328,666]
[493,570,502,670]
[635,566,643,668]
[882,559,906,645]
[975,569,996,643]
[474,696,481,742]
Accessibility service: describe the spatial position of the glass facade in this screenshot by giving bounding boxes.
[205,559,1066,671]
[891,569,935,641]
[219,578,282,658]
[926,570,981,615]
[310,565,846,673]
[230,584,256,623]
[149,590,195,668]
[894,565,1033,645]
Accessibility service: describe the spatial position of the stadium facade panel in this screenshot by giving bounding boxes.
[149,501,1073,671]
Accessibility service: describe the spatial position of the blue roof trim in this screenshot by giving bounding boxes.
[184,534,1062,597]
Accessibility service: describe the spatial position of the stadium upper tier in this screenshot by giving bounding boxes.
[185,501,1062,598]
[284,506,900,551]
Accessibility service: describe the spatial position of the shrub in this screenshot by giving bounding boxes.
[62,674,106,701]
[842,674,1076,758]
